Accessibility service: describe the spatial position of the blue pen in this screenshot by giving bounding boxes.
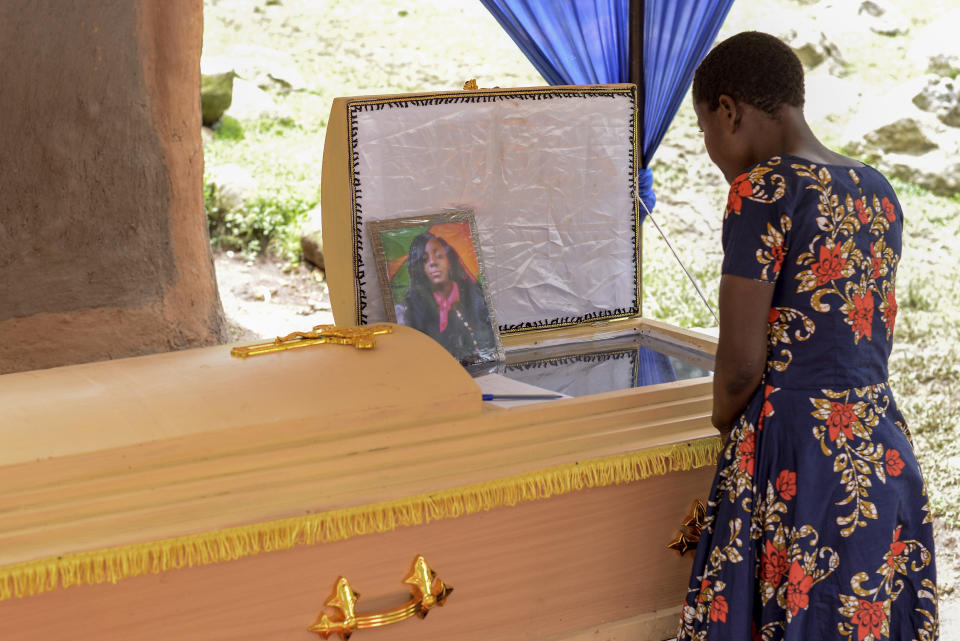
[482,393,564,401]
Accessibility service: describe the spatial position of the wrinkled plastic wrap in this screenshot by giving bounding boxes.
[349,89,638,332]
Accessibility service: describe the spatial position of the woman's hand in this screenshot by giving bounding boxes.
[712,274,775,432]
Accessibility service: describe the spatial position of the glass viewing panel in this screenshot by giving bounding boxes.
[499,334,713,398]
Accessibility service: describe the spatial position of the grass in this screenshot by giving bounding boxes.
[885,182,960,526]
[202,0,960,550]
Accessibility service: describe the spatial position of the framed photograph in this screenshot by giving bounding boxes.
[368,210,503,371]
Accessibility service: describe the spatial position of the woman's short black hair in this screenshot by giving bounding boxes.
[692,31,805,117]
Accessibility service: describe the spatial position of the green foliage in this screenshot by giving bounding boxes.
[205,181,315,260]
[642,222,721,329]
[252,116,298,135]
[888,310,960,526]
[900,275,937,312]
[212,116,245,141]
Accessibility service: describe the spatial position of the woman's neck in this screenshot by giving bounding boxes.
[434,281,455,299]
[751,106,860,167]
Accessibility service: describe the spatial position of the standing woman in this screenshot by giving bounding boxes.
[678,32,938,639]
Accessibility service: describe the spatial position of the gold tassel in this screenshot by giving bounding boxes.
[0,437,720,601]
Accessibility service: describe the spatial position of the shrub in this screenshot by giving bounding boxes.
[212,116,245,141]
[205,182,315,260]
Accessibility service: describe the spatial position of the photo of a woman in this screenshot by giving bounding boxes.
[403,231,496,365]
[369,212,501,370]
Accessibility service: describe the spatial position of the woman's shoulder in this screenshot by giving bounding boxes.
[751,153,896,189]
[725,158,795,218]
[728,154,894,215]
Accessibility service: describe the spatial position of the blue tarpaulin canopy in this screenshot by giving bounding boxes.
[479,0,734,213]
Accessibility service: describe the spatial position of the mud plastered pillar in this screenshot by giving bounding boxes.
[0,0,227,373]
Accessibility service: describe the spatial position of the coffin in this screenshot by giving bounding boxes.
[0,84,721,641]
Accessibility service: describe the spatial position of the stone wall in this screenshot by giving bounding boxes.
[0,0,226,373]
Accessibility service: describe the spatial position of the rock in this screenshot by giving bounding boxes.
[206,164,258,212]
[227,78,284,121]
[883,151,960,197]
[200,71,236,126]
[300,232,324,270]
[781,22,847,76]
[913,76,960,128]
[863,118,938,155]
[842,81,960,196]
[858,0,886,16]
[909,9,960,77]
[858,0,909,36]
[944,105,960,130]
[203,46,307,93]
[300,205,324,269]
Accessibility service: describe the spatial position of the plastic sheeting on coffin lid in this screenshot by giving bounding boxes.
[343,86,640,334]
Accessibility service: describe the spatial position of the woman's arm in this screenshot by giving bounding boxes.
[712,274,775,436]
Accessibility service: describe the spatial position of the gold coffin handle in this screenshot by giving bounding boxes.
[308,555,453,640]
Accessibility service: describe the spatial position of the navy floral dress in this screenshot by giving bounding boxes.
[678,155,938,640]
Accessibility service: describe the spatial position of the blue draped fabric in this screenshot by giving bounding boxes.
[477,0,629,86]
[479,0,734,214]
[642,2,733,164]
[636,344,678,387]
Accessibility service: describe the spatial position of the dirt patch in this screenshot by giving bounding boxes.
[213,250,333,342]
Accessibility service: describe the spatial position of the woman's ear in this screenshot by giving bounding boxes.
[716,94,742,133]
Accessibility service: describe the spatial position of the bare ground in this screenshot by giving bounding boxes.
[214,250,333,342]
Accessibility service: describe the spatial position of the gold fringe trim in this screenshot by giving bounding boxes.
[0,437,721,601]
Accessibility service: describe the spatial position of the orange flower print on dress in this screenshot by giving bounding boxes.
[888,526,906,563]
[882,196,896,222]
[710,595,729,623]
[758,384,776,431]
[855,198,870,224]
[848,290,875,340]
[698,578,711,602]
[738,431,756,475]
[811,243,847,286]
[885,449,905,477]
[770,243,785,275]
[883,289,897,333]
[776,470,797,500]
[827,402,857,442]
[760,540,789,587]
[784,561,814,616]
[849,600,886,641]
[870,243,884,280]
[726,172,754,216]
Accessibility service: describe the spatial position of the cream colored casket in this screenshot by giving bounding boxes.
[0,84,719,641]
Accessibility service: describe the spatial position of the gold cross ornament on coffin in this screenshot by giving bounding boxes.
[230,324,393,358]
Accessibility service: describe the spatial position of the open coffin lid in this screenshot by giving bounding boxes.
[321,83,715,394]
